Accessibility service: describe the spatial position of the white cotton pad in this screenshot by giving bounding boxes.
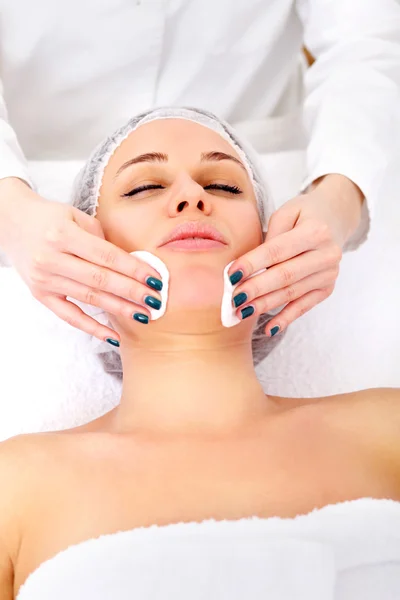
[130,250,169,320]
[221,261,267,328]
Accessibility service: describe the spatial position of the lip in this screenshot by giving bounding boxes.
[158,221,228,251]
[161,238,226,251]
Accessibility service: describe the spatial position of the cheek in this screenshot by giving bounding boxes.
[229,205,263,254]
[99,207,154,251]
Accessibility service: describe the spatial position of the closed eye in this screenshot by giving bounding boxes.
[122,184,164,197]
[204,184,242,195]
[122,183,243,197]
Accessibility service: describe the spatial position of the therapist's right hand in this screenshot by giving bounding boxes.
[1,178,163,344]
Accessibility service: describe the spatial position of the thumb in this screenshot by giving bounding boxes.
[71,207,106,240]
[265,201,301,242]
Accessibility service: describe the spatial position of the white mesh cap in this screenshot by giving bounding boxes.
[71,106,274,227]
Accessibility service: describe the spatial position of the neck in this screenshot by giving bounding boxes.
[108,331,277,440]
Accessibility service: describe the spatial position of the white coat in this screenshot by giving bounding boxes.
[1,0,400,250]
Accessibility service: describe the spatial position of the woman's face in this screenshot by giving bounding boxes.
[96,118,263,332]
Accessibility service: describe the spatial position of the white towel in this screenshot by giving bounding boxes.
[15,498,400,600]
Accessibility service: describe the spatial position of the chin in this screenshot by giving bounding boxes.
[167,262,225,309]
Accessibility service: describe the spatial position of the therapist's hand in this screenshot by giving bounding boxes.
[228,174,364,337]
[0,178,164,344]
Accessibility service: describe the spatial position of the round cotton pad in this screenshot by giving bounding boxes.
[221,261,267,327]
[78,250,169,356]
[130,251,169,320]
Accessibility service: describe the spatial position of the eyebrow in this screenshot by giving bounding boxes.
[114,152,168,179]
[113,150,245,180]
[201,151,245,170]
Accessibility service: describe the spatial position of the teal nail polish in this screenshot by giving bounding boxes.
[233,292,248,308]
[106,338,120,347]
[145,295,161,310]
[270,326,280,337]
[146,277,163,291]
[133,312,149,324]
[229,270,244,285]
[241,305,255,320]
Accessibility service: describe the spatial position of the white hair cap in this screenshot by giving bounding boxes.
[71,106,274,228]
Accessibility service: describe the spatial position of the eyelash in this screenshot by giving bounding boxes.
[122,183,243,197]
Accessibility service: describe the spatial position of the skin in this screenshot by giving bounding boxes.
[1,119,399,600]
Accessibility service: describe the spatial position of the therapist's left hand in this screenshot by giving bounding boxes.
[228,174,364,337]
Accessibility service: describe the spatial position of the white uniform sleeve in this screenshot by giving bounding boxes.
[296,0,400,252]
[0,76,38,266]
[0,77,36,189]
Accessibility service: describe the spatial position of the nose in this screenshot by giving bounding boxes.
[167,172,212,217]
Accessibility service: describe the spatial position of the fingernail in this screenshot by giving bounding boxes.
[133,312,149,324]
[233,292,248,308]
[146,277,163,291]
[145,295,162,310]
[229,270,244,285]
[241,305,255,320]
[106,338,120,347]
[270,325,280,337]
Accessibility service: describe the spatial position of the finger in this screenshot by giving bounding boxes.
[228,221,322,282]
[235,269,337,320]
[41,294,123,344]
[264,203,301,241]
[34,251,163,309]
[39,272,153,322]
[232,246,340,303]
[49,220,164,289]
[262,288,333,337]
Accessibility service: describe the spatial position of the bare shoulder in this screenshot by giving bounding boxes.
[354,387,400,437]
[0,432,64,474]
[0,433,69,552]
[272,387,400,411]
[303,387,400,431]
[0,434,45,526]
[324,387,400,487]
[326,387,400,422]
[0,433,50,599]
[0,432,75,599]
[0,433,56,515]
[274,387,400,465]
